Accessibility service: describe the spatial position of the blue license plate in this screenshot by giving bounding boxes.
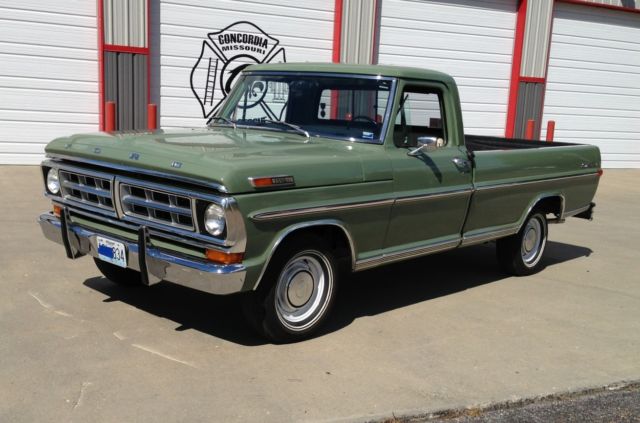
[97,236,127,268]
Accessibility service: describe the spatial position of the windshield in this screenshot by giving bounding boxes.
[215,73,395,143]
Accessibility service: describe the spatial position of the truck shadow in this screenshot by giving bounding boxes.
[83,241,591,346]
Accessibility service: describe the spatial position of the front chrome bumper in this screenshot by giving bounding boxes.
[38,212,246,295]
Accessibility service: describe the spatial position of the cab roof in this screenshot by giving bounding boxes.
[244,62,456,85]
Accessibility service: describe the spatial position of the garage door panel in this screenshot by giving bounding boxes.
[544,68,640,90]
[379,0,515,136]
[382,0,515,27]
[160,35,330,64]
[549,40,640,67]
[378,53,512,81]
[0,122,96,143]
[543,113,640,132]
[544,90,640,111]
[381,17,513,41]
[0,110,97,125]
[548,58,640,79]
[161,6,333,42]
[0,20,96,50]
[550,129,639,141]
[461,113,508,130]
[380,27,513,55]
[542,2,640,168]
[0,54,97,83]
[553,11,640,40]
[380,45,511,68]
[544,105,639,119]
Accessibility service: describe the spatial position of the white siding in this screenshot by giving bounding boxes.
[0,1,99,164]
[159,0,335,128]
[542,3,640,168]
[378,0,516,136]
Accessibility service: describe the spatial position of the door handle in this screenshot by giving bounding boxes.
[452,157,471,173]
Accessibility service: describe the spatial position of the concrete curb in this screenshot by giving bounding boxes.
[359,380,640,423]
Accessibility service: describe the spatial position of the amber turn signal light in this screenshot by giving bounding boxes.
[249,175,295,188]
[205,249,244,265]
[53,204,62,217]
[597,169,604,177]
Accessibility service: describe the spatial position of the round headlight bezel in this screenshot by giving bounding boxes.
[204,203,226,237]
[46,168,60,195]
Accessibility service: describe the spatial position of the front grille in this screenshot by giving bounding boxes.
[59,170,115,211]
[119,183,195,230]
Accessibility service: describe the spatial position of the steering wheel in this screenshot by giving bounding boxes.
[352,115,377,125]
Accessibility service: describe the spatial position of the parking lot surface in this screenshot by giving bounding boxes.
[1,167,639,422]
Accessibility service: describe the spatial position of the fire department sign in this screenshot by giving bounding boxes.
[190,21,287,119]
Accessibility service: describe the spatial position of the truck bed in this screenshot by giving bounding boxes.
[465,135,575,152]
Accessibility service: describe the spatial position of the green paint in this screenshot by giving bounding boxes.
[42,64,601,292]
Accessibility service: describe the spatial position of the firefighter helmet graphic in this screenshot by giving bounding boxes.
[190,21,287,119]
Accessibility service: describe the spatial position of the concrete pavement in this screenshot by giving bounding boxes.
[1,166,639,422]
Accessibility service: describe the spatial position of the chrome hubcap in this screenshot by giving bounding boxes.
[521,217,544,267]
[275,251,332,331]
[287,271,314,307]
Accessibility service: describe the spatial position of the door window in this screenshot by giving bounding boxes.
[394,88,446,148]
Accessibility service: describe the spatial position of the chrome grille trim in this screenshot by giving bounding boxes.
[42,159,245,253]
[58,169,115,212]
[119,183,195,231]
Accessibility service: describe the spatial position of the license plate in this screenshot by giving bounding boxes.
[97,236,127,268]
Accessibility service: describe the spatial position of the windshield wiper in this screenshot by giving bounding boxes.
[261,119,309,138]
[207,116,237,129]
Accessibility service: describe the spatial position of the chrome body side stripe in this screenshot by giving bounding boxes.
[475,172,599,192]
[353,238,461,272]
[251,199,395,222]
[251,189,473,222]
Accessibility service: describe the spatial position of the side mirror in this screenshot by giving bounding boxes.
[407,136,438,156]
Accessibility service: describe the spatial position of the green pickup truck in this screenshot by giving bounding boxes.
[39,63,601,342]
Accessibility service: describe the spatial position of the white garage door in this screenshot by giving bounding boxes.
[542,3,640,168]
[378,0,516,136]
[159,0,335,128]
[0,1,99,164]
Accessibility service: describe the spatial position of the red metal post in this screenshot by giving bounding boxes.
[505,0,528,138]
[546,120,555,143]
[105,101,116,132]
[330,0,343,119]
[525,119,535,140]
[147,103,157,130]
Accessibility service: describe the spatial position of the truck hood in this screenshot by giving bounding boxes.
[45,128,392,194]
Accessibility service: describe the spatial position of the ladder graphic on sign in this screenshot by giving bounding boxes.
[203,57,218,106]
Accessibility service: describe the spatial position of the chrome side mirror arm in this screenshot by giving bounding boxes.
[407,136,438,157]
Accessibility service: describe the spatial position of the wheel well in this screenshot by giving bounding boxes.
[277,225,354,270]
[533,196,564,218]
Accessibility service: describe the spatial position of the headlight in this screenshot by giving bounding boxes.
[204,203,226,236]
[46,168,60,194]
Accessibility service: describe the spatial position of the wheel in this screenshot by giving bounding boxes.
[242,235,338,343]
[496,212,548,276]
[93,257,142,285]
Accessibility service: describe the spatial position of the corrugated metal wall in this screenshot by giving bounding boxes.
[104,0,147,47]
[341,0,377,64]
[514,81,545,138]
[520,0,553,78]
[0,0,99,164]
[104,52,148,130]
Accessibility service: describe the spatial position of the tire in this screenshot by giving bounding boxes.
[93,257,142,285]
[242,235,338,343]
[496,212,548,276]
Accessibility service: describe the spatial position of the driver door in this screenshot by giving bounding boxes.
[384,82,473,253]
